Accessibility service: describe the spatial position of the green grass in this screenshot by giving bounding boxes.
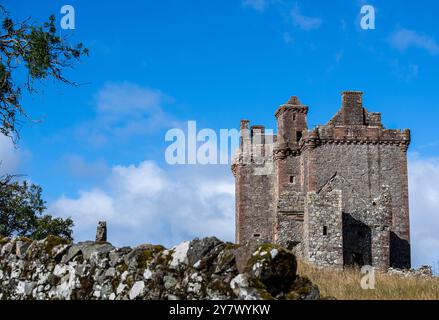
[297,260,439,300]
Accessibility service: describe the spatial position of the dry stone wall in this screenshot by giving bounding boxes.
[0,236,319,300]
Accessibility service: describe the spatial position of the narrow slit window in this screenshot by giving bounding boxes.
[323,226,328,236]
[296,131,302,142]
[253,233,260,238]
[290,176,296,184]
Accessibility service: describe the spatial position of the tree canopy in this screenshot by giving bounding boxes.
[0,6,88,240]
[0,175,73,240]
[0,6,88,141]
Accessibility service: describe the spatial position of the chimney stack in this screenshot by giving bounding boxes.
[240,120,251,154]
[341,91,364,125]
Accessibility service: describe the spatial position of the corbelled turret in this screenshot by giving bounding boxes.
[274,96,308,149]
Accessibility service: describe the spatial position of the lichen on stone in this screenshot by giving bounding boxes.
[0,236,320,300]
[43,235,70,256]
[136,250,154,269]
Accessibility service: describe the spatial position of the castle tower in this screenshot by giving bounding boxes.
[274,96,308,149]
[233,119,276,245]
[274,97,308,196]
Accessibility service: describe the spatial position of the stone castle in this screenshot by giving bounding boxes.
[232,91,410,270]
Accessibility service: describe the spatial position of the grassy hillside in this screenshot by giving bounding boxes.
[297,261,439,300]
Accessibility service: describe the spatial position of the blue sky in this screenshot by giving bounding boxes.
[1,0,439,269]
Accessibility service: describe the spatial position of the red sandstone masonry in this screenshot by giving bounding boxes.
[232,91,411,269]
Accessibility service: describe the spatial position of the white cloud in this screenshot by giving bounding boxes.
[110,161,167,197]
[0,135,20,175]
[290,4,322,31]
[389,28,439,55]
[409,154,439,268]
[74,82,179,147]
[53,189,117,230]
[242,0,268,12]
[49,161,235,247]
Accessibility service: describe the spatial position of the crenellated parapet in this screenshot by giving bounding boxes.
[298,126,411,150]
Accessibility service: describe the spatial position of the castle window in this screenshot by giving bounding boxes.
[293,114,296,121]
[323,226,328,236]
[253,233,260,238]
[290,176,296,184]
[296,131,302,142]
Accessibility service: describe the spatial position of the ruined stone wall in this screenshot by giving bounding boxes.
[340,190,392,270]
[276,215,303,257]
[310,142,409,268]
[303,190,343,267]
[342,213,373,266]
[0,236,319,300]
[275,191,304,256]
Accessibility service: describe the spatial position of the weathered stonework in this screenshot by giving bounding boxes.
[95,221,107,242]
[0,236,319,300]
[232,91,411,270]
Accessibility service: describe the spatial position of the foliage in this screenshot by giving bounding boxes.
[0,6,88,141]
[32,215,74,241]
[0,175,73,240]
[0,6,85,240]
